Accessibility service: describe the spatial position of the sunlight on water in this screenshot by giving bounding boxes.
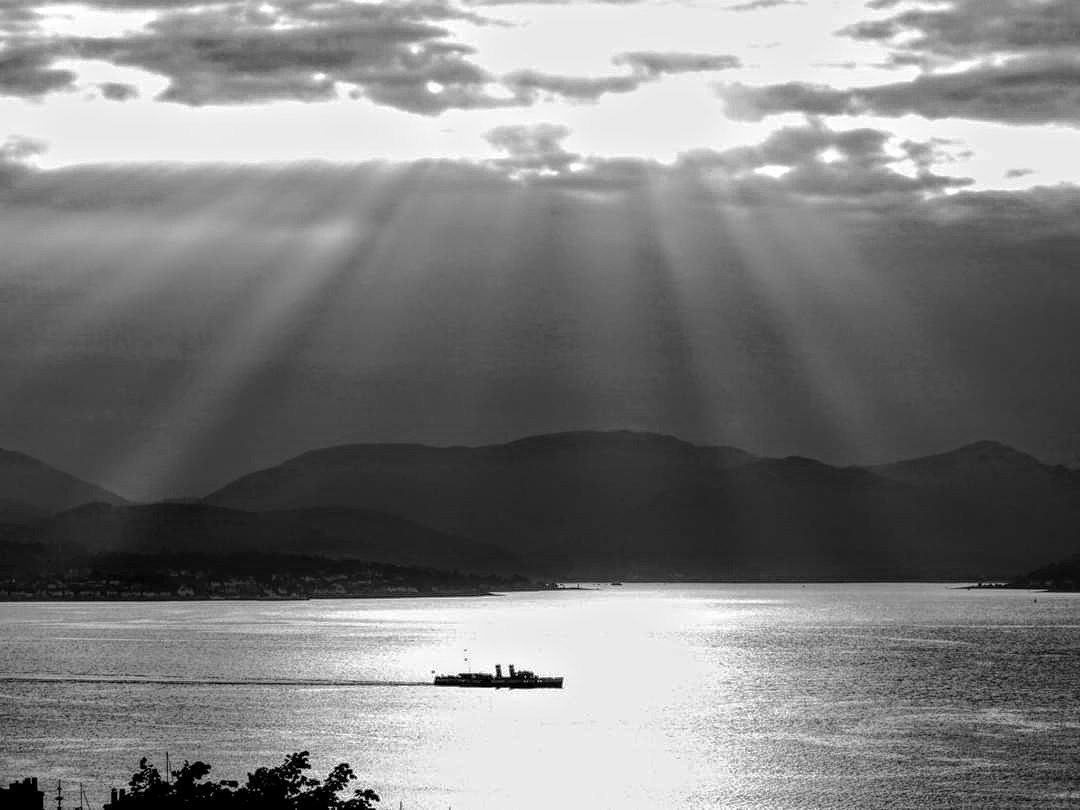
[1,585,1079,809]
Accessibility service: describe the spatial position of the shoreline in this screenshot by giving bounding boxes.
[0,586,576,603]
[0,590,540,603]
[8,581,1070,603]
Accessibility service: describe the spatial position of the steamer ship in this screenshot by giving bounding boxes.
[433,663,563,689]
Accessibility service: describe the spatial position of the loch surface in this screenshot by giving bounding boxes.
[2,584,1079,809]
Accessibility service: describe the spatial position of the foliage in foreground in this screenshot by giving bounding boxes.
[120,751,379,809]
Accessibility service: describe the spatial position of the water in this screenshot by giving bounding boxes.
[1,584,1078,809]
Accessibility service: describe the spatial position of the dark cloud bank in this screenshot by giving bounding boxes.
[721,0,1080,127]
[2,0,505,111]
[2,120,1080,497]
[722,57,1080,126]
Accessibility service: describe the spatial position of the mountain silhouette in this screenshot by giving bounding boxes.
[1016,551,1080,590]
[871,440,1079,497]
[203,431,1080,580]
[0,449,127,518]
[6,432,1079,580]
[204,431,756,562]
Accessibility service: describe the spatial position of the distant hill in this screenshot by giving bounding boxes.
[871,440,1080,501]
[204,431,1080,580]
[6,502,524,574]
[205,431,757,565]
[1012,551,1080,591]
[266,507,524,572]
[0,498,51,525]
[0,449,128,516]
[9,432,1080,581]
[21,502,321,555]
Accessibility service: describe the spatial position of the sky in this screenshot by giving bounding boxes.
[1,0,1079,499]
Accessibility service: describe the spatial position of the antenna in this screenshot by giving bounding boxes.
[55,779,63,810]
[166,751,171,785]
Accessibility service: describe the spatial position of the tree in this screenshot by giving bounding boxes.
[239,751,379,810]
[116,752,379,809]
[128,758,168,801]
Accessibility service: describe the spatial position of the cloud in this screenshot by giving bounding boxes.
[0,135,46,185]
[88,7,497,111]
[33,0,483,18]
[720,55,1080,126]
[99,81,139,101]
[913,184,1080,239]
[726,0,804,10]
[486,123,576,173]
[484,125,675,193]
[484,122,674,193]
[700,124,893,171]
[1,2,740,109]
[0,135,46,162]
[706,0,1080,130]
[862,57,1080,125]
[503,69,641,103]
[504,51,739,105]
[462,0,645,5]
[847,0,1080,62]
[534,156,667,194]
[614,51,741,77]
[0,6,42,35]
[767,160,968,206]
[680,122,971,208]
[481,120,972,210]
[0,44,78,97]
[0,0,509,112]
[721,81,848,120]
[0,118,971,217]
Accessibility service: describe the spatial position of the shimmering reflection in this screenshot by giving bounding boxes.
[1,585,1078,809]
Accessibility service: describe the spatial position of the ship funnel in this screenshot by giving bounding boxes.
[509,664,516,678]
[495,664,503,678]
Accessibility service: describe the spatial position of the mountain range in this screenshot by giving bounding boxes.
[3,431,1079,580]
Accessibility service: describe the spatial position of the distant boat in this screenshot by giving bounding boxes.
[433,663,563,689]
[610,581,623,586]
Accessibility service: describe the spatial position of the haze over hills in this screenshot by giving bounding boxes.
[871,440,1080,500]
[1015,551,1080,591]
[203,431,1080,580]
[0,449,127,520]
[2,502,525,575]
[3,431,1079,580]
[205,431,759,565]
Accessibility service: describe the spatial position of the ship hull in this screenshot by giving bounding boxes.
[498,677,563,689]
[433,674,563,689]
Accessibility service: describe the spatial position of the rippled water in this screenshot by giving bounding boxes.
[2,584,1079,809]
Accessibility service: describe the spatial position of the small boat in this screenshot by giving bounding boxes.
[610,581,623,586]
[434,663,563,689]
